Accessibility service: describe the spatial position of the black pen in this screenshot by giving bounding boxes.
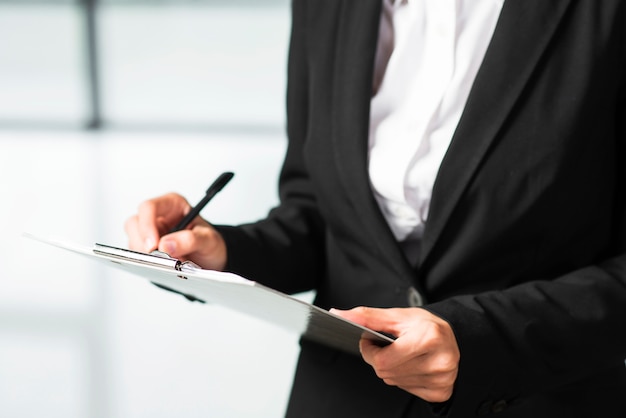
[169,172,234,233]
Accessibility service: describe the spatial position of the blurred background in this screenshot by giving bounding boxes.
[0,0,310,417]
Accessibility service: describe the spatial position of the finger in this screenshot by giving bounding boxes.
[158,229,203,259]
[374,352,458,383]
[158,224,227,271]
[363,341,457,403]
[331,306,403,337]
[359,337,385,366]
[124,215,144,251]
[135,201,164,252]
[369,333,459,393]
[158,217,211,256]
[360,331,424,373]
[136,193,190,252]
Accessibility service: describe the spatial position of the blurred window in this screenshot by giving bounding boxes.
[0,1,88,127]
[0,0,290,131]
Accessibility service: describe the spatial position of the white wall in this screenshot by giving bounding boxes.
[0,130,308,418]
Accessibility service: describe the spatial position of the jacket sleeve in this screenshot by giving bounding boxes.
[216,0,325,295]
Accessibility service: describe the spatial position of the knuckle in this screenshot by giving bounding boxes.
[137,199,155,216]
[197,226,218,248]
[352,306,370,316]
[433,353,459,374]
[423,321,445,341]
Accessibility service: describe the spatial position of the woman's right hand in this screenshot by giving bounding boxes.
[124,192,227,271]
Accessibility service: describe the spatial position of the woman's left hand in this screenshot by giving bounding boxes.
[331,307,460,403]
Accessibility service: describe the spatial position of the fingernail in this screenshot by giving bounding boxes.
[161,239,176,255]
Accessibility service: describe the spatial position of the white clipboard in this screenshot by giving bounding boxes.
[24,233,394,355]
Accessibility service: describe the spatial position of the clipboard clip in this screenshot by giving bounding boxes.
[92,243,206,303]
[93,243,201,273]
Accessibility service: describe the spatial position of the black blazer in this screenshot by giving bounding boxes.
[219,1,626,416]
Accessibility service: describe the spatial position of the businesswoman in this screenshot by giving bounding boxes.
[126,0,626,416]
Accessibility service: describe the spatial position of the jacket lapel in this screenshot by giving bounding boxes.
[330,0,417,281]
[420,0,573,266]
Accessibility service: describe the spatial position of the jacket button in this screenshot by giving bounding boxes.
[477,399,508,415]
[407,287,424,307]
[491,400,508,413]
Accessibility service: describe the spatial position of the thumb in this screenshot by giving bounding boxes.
[331,307,402,336]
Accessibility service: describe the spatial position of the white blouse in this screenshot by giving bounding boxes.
[369,0,504,261]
